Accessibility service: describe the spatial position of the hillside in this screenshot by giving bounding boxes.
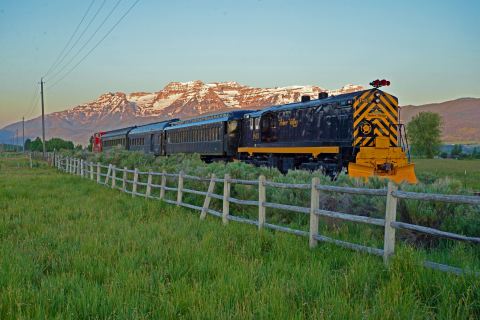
[400,98,480,143]
[1,81,362,145]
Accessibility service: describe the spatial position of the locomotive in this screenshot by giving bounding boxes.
[92,82,416,183]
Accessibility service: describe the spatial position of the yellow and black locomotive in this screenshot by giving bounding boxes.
[238,81,416,183]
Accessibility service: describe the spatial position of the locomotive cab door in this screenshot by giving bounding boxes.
[260,113,278,143]
[248,117,261,145]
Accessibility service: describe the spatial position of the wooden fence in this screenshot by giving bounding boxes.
[41,153,480,276]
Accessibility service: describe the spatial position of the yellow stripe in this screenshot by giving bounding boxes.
[353,91,375,117]
[238,146,339,157]
[374,119,391,136]
[379,96,398,118]
[353,101,370,118]
[353,91,372,108]
[383,92,398,107]
[354,136,363,146]
[354,104,375,127]
[374,101,397,124]
[390,136,398,146]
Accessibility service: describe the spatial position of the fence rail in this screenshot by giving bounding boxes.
[35,152,480,276]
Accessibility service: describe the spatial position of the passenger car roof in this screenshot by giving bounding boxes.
[102,126,136,139]
[166,110,252,130]
[129,120,174,135]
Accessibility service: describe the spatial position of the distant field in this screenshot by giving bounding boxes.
[414,158,480,190]
[0,156,479,319]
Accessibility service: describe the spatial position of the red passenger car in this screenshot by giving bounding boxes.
[92,132,105,152]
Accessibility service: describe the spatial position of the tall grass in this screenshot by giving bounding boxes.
[0,156,479,318]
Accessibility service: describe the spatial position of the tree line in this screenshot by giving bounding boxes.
[24,137,81,152]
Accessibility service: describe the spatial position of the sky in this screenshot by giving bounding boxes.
[0,0,479,128]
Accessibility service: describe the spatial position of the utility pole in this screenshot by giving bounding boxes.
[22,117,25,153]
[16,129,19,152]
[40,77,46,158]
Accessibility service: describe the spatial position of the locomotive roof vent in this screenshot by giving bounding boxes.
[301,95,311,102]
[318,92,328,99]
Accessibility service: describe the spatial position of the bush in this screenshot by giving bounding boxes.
[62,149,480,244]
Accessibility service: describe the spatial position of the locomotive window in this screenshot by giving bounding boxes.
[254,118,260,130]
[249,118,253,130]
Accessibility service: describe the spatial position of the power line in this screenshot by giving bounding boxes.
[23,85,40,119]
[46,0,108,83]
[47,0,121,84]
[48,0,140,90]
[43,0,96,78]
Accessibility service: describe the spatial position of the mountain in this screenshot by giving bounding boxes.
[1,81,363,145]
[400,98,480,143]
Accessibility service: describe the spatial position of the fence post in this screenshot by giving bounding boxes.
[29,152,33,168]
[122,167,127,192]
[200,173,216,220]
[80,159,84,177]
[105,164,112,184]
[96,162,101,183]
[258,175,266,230]
[160,170,166,200]
[132,168,139,197]
[146,170,152,198]
[177,171,184,205]
[90,162,94,180]
[309,177,320,248]
[383,181,398,264]
[222,173,231,225]
[111,165,116,189]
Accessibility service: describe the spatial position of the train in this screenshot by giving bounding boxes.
[92,81,417,183]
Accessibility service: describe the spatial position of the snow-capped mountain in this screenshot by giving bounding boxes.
[1,81,363,145]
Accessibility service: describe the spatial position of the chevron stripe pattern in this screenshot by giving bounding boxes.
[352,89,399,147]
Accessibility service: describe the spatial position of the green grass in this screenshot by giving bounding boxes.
[1,156,479,319]
[414,158,480,190]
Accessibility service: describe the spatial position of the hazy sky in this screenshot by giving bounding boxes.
[1,0,479,128]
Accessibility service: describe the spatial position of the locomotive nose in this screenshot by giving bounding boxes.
[350,89,417,184]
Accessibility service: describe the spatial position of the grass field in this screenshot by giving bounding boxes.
[414,158,480,190]
[1,156,479,319]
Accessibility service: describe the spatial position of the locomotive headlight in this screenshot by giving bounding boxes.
[375,98,380,103]
[375,92,381,97]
